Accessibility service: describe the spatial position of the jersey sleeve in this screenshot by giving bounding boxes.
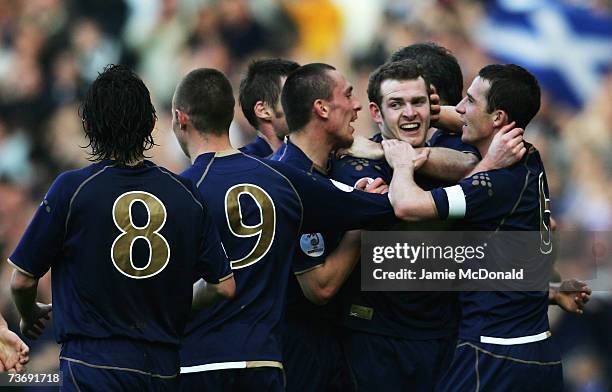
[267,161,397,233]
[330,155,392,186]
[8,174,72,278]
[431,169,520,221]
[196,204,232,284]
[292,232,330,274]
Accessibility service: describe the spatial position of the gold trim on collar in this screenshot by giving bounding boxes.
[215,149,241,158]
[311,162,329,176]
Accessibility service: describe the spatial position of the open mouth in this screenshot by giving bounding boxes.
[348,116,358,132]
[399,123,420,132]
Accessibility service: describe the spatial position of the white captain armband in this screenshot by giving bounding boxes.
[443,185,466,219]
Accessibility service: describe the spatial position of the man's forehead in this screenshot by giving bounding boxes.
[467,76,490,98]
[328,69,349,90]
[380,78,427,98]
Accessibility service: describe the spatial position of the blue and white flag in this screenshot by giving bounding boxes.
[475,0,612,108]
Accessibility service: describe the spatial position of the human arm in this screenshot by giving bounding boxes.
[192,202,235,310]
[297,230,361,305]
[432,105,463,132]
[0,314,29,372]
[416,147,479,182]
[549,279,591,315]
[337,135,384,160]
[265,160,397,232]
[355,177,389,194]
[10,270,52,340]
[466,122,526,177]
[383,140,439,221]
[192,275,236,310]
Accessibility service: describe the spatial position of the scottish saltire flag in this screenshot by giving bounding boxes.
[475,0,612,108]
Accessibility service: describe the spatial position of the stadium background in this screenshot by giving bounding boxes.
[0,0,609,390]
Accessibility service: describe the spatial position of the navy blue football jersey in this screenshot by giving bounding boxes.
[330,132,477,339]
[270,140,344,322]
[431,144,552,342]
[179,150,396,372]
[238,135,274,158]
[9,160,230,348]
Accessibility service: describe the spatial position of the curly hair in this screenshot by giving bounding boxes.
[80,64,157,163]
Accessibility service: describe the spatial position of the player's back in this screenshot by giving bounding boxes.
[180,149,396,372]
[50,160,213,346]
[180,150,304,369]
[9,159,230,382]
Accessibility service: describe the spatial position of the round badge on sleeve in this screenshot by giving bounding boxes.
[300,233,325,257]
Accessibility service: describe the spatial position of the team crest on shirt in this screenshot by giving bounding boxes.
[300,233,325,257]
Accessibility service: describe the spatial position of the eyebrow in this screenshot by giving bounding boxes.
[344,85,353,94]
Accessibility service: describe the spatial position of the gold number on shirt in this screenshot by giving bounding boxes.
[111,191,170,279]
[538,173,552,255]
[225,184,276,269]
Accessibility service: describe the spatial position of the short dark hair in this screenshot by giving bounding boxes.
[478,64,541,129]
[239,58,300,128]
[367,60,431,108]
[281,63,336,132]
[80,64,156,164]
[390,42,463,105]
[173,68,235,135]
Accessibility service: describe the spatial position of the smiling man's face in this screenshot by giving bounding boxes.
[455,76,494,149]
[373,77,430,147]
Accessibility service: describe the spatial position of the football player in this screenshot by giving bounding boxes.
[9,65,234,391]
[171,68,399,392]
[385,64,564,391]
[331,58,521,392]
[271,63,369,392]
[238,58,299,157]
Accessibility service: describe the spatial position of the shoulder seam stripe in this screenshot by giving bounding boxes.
[155,166,204,211]
[242,153,304,234]
[196,156,216,188]
[66,164,117,232]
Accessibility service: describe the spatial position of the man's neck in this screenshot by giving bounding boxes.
[476,132,495,160]
[257,125,284,152]
[112,157,144,166]
[189,130,233,163]
[290,128,333,168]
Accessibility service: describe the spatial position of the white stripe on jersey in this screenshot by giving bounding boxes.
[444,185,466,218]
[480,331,551,345]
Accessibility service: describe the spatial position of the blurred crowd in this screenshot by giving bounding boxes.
[0,0,610,391]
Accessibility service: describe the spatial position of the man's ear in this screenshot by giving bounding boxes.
[254,101,272,122]
[176,109,190,130]
[492,110,509,127]
[369,102,383,125]
[313,99,329,119]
